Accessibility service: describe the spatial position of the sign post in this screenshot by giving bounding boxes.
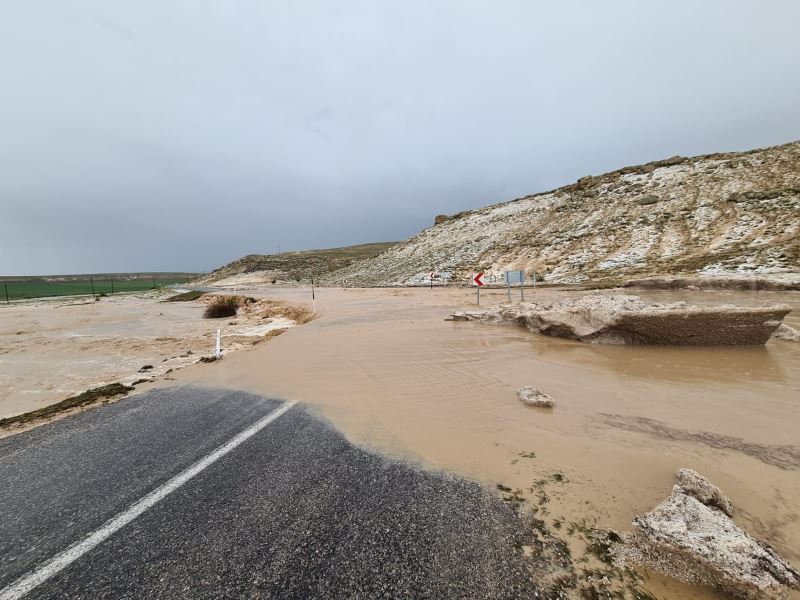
[504,271,525,302]
[472,272,484,305]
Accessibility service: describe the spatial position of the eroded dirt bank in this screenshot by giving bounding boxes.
[0,292,305,420]
[177,285,800,599]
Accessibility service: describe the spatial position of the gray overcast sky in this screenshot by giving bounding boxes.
[2,1,799,275]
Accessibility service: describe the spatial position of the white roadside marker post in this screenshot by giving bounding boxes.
[215,328,221,358]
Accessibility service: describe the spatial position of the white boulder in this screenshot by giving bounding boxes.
[517,386,554,408]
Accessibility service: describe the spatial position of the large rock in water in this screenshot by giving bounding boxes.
[774,323,800,342]
[449,295,791,345]
[675,468,733,517]
[616,472,800,600]
[517,386,555,408]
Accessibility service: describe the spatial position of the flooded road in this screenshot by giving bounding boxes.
[4,285,797,597]
[181,285,800,599]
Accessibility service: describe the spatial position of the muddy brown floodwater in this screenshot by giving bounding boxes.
[2,286,796,597]
[174,285,799,600]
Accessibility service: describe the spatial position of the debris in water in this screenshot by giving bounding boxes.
[517,386,555,408]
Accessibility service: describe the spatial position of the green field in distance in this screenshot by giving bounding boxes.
[0,273,201,300]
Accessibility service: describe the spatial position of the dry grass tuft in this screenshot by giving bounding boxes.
[203,297,240,319]
[242,299,315,324]
[201,295,259,319]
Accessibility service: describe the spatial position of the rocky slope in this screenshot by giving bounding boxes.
[322,141,800,286]
[204,242,396,284]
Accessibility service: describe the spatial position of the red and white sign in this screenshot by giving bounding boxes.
[471,272,484,287]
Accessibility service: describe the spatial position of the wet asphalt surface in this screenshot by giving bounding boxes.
[0,387,541,598]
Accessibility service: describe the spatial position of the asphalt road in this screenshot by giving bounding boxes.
[0,387,543,599]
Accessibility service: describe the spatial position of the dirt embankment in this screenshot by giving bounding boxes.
[0,292,315,433]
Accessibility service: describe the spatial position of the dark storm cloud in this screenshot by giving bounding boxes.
[2,1,799,274]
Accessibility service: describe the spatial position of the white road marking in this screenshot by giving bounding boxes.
[0,400,297,600]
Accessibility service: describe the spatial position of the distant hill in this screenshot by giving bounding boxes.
[205,242,398,284]
[321,141,800,286]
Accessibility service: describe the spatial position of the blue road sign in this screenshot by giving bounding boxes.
[504,270,524,285]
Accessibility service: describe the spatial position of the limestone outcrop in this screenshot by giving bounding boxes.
[615,470,800,600]
[449,295,790,346]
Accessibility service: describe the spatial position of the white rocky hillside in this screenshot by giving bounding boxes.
[322,141,800,286]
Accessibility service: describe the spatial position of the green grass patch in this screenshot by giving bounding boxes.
[0,383,134,427]
[0,273,200,300]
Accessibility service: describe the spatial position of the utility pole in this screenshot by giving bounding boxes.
[4,284,9,304]
[110,278,114,295]
[90,275,95,296]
